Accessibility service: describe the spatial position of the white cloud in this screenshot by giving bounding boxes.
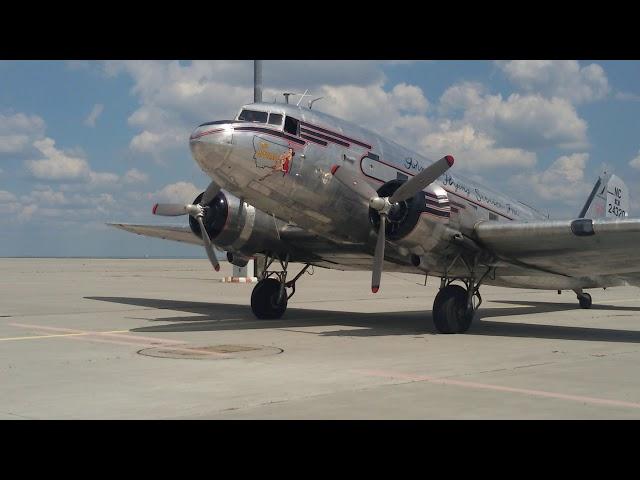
[27,138,91,180]
[419,123,537,170]
[629,150,640,170]
[0,112,45,132]
[129,129,187,155]
[149,181,200,204]
[315,82,431,148]
[124,168,149,183]
[23,187,67,205]
[0,134,30,153]
[88,171,119,187]
[496,60,610,104]
[25,137,119,187]
[104,61,254,156]
[0,190,16,203]
[312,79,587,172]
[0,112,45,155]
[439,82,486,113]
[20,204,37,220]
[511,153,591,202]
[441,84,589,151]
[84,103,104,127]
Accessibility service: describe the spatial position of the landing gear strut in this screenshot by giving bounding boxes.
[433,254,493,334]
[250,253,310,319]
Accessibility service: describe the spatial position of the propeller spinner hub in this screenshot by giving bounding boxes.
[369,196,390,213]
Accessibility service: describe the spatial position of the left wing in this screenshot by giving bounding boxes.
[109,223,203,246]
[473,217,640,281]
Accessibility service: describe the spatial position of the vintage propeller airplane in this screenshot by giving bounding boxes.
[111,91,636,334]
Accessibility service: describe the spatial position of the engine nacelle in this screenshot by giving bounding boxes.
[369,180,452,257]
[189,190,285,257]
[226,251,251,267]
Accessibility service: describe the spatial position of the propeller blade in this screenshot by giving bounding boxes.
[330,165,378,200]
[389,155,454,204]
[196,215,220,272]
[371,214,386,293]
[200,180,221,206]
[152,203,191,216]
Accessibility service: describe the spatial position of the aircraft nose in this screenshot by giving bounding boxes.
[189,123,234,173]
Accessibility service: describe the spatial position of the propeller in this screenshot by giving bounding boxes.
[332,155,454,293]
[152,181,221,272]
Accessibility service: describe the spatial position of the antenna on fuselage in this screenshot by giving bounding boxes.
[308,97,324,109]
[283,92,296,104]
[296,89,309,107]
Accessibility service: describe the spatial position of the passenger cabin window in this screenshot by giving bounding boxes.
[238,109,268,123]
[284,116,300,136]
[268,113,283,126]
[489,212,498,221]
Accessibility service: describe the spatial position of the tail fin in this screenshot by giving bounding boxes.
[578,171,629,219]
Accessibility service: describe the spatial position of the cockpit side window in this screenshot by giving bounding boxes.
[284,116,300,136]
[238,109,268,123]
[268,113,283,126]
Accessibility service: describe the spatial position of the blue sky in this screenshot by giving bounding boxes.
[1,60,640,257]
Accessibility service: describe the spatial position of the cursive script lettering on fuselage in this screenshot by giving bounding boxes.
[402,161,521,218]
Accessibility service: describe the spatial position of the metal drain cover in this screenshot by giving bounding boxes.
[138,344,283,360]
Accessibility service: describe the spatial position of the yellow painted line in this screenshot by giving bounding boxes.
[0,330,129,342]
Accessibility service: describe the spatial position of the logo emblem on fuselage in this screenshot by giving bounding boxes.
[253,136,295,177]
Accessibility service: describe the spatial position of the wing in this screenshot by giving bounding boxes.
[473,217,640,283]
[108,222,423,273]
[108,223,203,246]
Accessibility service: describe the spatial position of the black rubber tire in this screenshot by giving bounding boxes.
[251,278,287,319]
[433,285,474,334]
[578,292,592,309]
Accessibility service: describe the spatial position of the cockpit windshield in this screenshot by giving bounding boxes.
[238,109,268,123]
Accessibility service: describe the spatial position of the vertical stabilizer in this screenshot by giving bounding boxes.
[579,171,629,219]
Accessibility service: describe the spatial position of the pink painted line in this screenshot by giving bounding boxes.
[354,369,640,410]
[190,128,224,140]
[9,322,227,357]
[9,322,186,345]
[65,334,166,349]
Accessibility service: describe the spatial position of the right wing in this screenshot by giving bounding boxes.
[473,217,640,283]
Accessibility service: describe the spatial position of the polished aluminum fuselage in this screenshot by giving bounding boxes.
[189,102,597,289]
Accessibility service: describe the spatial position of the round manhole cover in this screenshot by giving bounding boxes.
[137,344,283,360]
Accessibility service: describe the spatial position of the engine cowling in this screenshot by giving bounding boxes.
[188,190,285,257]
[369,180,452,257]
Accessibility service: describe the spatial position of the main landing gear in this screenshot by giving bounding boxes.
[250,253,311,319]
[574,289,593,309]
[433,255,493,334]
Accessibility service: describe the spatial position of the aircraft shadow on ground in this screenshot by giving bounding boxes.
[85,296,640,343]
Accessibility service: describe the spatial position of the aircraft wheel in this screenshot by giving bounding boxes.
[251,278,287,319]
[578,292,592,309]
[432,285,475,334]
